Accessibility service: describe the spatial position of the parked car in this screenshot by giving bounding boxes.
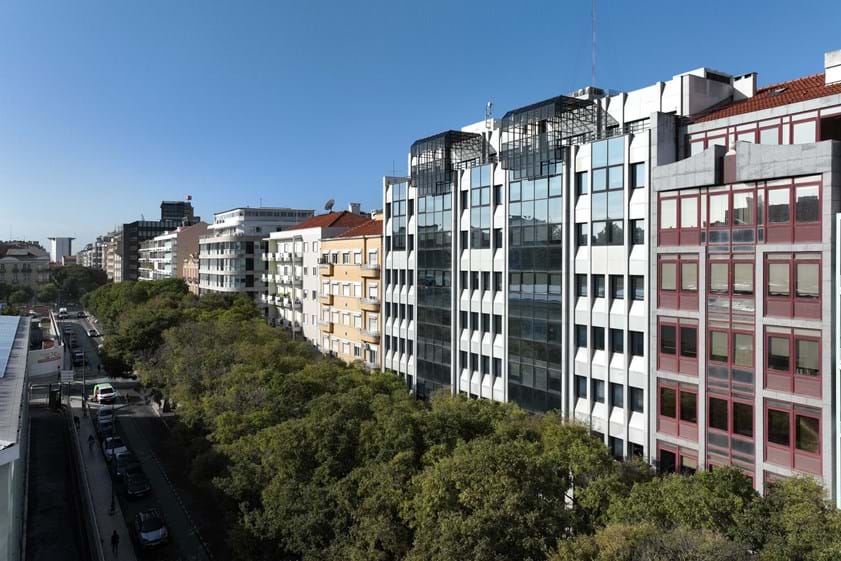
[95,419,115,441]
[72,349,84,366]
[102,436,128,462]
[113,450,140,479]
[62,325,73,335]
[125,469,151,498]
[87,329,99,337]
[93,383,117,404]
[134,509,168,548]
[96,405,115,425]
[77,311,86,318]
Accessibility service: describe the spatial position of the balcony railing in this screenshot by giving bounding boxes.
[360,297,380,311]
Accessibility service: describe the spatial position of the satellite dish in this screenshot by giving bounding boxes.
[324,198,335,212]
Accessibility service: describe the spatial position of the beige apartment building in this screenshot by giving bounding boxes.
[182,254,199,295]
[319,217,382,369]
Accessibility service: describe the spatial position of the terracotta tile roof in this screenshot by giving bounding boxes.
[336,219,383,238]
[694,73,841,123]
[286,211,370,231]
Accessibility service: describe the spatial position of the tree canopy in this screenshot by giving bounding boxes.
[93,278,841,561]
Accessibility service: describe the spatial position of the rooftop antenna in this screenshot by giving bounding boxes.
[485,101,493,130]
[591,0,596,87]
[324,198,335,213]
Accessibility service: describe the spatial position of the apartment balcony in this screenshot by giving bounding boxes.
[320,293,333,305]
[261,252,270,261]
[319,261,333,276]
[360,263,380,278]
[277,251,293,262]
[360,297,380,312]
[261,272,270,283]
[363,360,379,371]
[361,328,380,344]
[319,320,334,333]
[292,298,303,311]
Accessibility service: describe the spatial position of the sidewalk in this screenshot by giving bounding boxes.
[71,396,138,561]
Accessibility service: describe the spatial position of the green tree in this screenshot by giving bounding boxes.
[8,286,33,304]
[36,283,59,303]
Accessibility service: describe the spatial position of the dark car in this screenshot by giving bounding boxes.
[88,329,99,337]
[96,421,116,443]
[125,469,151,498]
[72,350,84,366]
[77,311,86,318]
[113,451,140,480]
[134,509,168,547]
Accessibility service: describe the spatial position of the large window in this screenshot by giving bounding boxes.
[658,318,698,375]
[766,328,821,397]
[766,182,822,243]
[766,255,821,319]
[470,165,492,248]
[766,404,821,474]
[630,219,644,245]
[659,256,698,310]
[591,138,625,246]
[631,276,644,301]
[658,383,698,438]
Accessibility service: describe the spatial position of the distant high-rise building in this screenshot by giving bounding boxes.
[47,237,74,263]
[160,198,198,224]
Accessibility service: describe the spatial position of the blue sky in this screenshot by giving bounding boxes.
[1,0,839,250]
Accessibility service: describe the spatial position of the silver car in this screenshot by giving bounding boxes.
[101,436,128,462]
[134,509,168,547]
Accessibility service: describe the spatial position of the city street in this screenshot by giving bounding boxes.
[66,316,212,561]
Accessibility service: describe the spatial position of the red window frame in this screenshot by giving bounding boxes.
[658,255,698,311]
[764,329,822,398]
[657,442,698,475]
[764,402,822,476]
[765,255,821,320]
[658,195,679,245]
[678,194,701,245]
[656,317,698,375]
[765,182,822,243]
[659,381,699,441]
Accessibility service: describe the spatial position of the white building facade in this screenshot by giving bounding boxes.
[199,207,313,307]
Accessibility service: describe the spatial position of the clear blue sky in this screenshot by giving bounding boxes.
[2,0,839,250]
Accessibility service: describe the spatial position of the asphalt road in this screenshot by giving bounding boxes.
[65,316,211,561]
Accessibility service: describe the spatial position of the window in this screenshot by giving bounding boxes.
[796,415,819,453]
[575,325,587,348]
[576,223,588,247]
[768,262,790,297]
[630,387,644,413]
[680,197,698,228]
[592,276,605,298]
[610,275,624,299]
[767,409,789,446]
[660,324,676,355]
[681,262,697,291]
[659,386,676,418]
[733,402,753,438]
[592,327,605,351]
[631,276,644,301]
[708,397,728,431]
[680,327,697,358]
[592,380,605,403]
[610,383,624,409]
[732,192,755,225]
[709,331,728,363]
[795,263,819,298]
[708,194,729,227]
[680,391,697,424]
[796,339,819,376]
[768,336,790,371]
[575,171,589,195]
[734,333,753,368]
[768,189,790,223]
[710,262,728,294]
[576,274,588,297]
[630,162,645,189]
[630,331,644,357]
[575,375,588,399]
[494,272,502,292]
[795,185,819,223]
[610,328,624,354]
[733,263,753,295]
[660,262,676,291]
[630,219,644,245]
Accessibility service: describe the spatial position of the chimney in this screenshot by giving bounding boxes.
[825,49,841,85]
[348,202,361,214]
[732,73,757,100]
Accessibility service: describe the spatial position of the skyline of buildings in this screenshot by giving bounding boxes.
[70,46,841,506]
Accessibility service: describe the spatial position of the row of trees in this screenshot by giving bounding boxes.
[85,279,841,561]
[0,264,108,308]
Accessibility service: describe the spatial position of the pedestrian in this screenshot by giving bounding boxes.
[111,530,120,556]
[88,433,95,453]
[74,415,80,429]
